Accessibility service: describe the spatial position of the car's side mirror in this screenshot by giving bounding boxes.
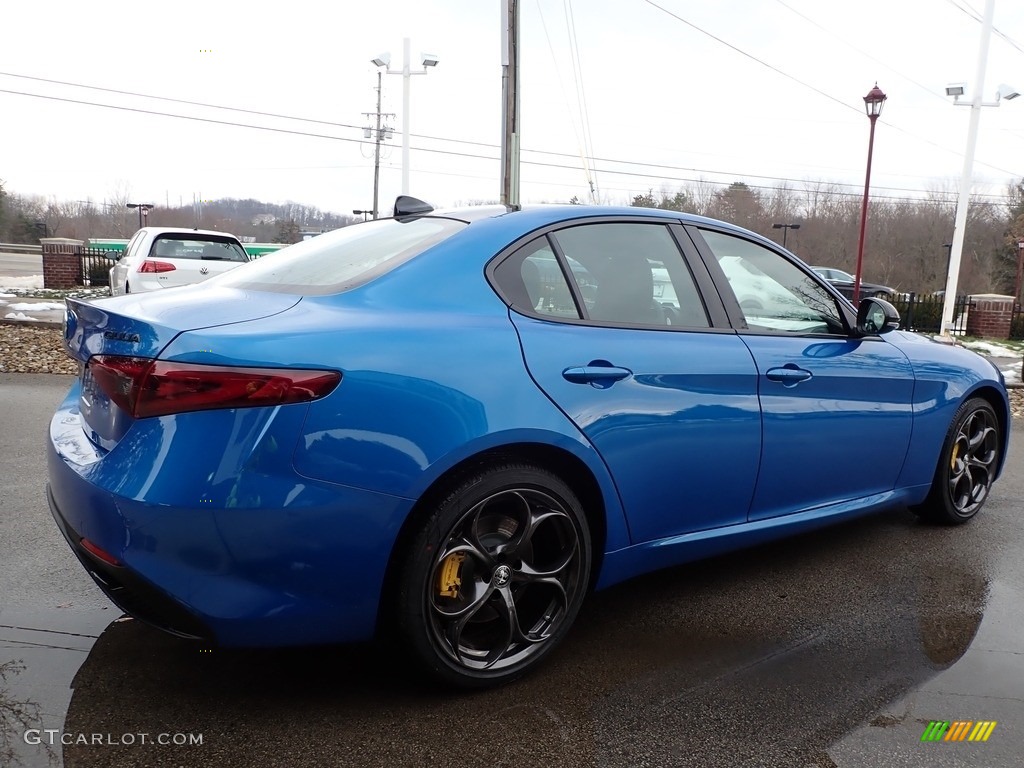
[856,297,900,335]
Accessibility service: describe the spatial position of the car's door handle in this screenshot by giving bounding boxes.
[766,366,812,386]
[562,365,633,385]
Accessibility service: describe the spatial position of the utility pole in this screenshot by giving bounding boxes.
[500,0,520,209]
[363,72,394,220]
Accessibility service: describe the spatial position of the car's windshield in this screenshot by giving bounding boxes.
[210,217,466,295]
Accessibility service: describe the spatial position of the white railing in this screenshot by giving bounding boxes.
[0,243,43,254]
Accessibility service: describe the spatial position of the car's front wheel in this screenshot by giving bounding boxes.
[913,397,1002,524]
[396,463,591,688]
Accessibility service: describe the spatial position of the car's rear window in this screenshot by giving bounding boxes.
[149,235,248,263]
[210,217,466,295]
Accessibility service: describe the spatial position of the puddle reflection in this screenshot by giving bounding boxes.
[58,511,994,768]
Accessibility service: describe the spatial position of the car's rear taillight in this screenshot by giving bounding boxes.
[138,260,176,273]
[89,356,341,418]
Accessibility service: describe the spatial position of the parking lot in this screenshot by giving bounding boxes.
[1,372,1021,767]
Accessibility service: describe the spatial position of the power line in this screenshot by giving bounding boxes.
[3,66,1019,190]
[772,0,951,105]
[639,0,1022,179]
[0,83,1015,208]
[945,0,1024,54]
[0,87,376,147]
[563,0,600,202]
[0,69,369,133]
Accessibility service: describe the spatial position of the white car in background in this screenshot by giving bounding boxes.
[109,227,251,296]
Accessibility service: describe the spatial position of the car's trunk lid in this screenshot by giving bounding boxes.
[64,287,301,450]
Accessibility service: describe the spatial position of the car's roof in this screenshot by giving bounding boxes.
[421,203,760,238]
[136,226,242,240]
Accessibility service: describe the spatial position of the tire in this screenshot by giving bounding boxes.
[912,398,1001,525]
[395,463,591,688]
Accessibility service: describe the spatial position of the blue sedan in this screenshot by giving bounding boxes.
[47,198,1010,688]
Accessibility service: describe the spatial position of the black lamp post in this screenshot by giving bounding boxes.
[353,209,371,221]
[771,222,801,249]
[1014,239,1024,303]
[853,83,887,305]
[126,203,155,229]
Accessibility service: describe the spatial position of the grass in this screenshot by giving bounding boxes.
[960,336,1024,354]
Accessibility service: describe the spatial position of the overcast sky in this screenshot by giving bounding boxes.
[2,0,1023,217]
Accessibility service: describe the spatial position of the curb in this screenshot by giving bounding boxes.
[0,318,62,328]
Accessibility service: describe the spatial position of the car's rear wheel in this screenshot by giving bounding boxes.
[913,397,1001,525]
[396,463,591,688]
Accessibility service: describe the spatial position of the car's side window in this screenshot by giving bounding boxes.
[698,230,846,335]
[123,231,144,259]
[550,223,709,328]
[494,238,583,319]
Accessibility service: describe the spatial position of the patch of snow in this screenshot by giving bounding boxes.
[0,275,44,289]
[0,293,14,298]
[963,340,1021,358]
[5,301,66,311]
[1001,364,1021,385]
[4,311,44,321]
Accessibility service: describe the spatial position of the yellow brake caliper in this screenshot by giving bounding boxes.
[950,443,960,471]
[438,552,466,599]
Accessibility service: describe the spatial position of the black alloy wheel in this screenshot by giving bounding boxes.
[396,464,591,688]
[914,397,1001,524]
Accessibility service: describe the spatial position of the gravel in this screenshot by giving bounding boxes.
[0,323,78,375]
[1,323,1022,417]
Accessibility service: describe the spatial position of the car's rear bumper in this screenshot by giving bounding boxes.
[47,484,213,641]
[46,387,414,648]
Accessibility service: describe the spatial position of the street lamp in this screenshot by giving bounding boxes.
[939,0,1019,335]
[771,222,801,249]
[852,83,887,305]
[352,209,371,221]
[126,203,154,229]
[1014,239,1024,304]
[373,38,439,195]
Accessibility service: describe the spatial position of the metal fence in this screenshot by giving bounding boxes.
[1012,302,1024,341]
[889,293,971,336]
[81,247,119,287]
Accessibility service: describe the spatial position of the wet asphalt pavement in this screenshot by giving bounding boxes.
[2,372,1022,768]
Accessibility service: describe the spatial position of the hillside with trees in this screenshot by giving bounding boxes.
[2,176,1023,295]
[630,179,1024,296]
[0,182,359,245]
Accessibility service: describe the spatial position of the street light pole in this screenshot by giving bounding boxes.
[941,0,996,335]
[1014,239,1024,303]
[374,39,438,196]
[853,84,887,306]
[352,210,371,222]
[126,203,154,229]
[771,222,800,249]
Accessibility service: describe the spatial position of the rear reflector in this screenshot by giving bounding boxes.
[138,260,176,273]
[81,537,122,567]
[89,356,342,418]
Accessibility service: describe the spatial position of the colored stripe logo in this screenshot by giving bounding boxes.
[921,721,997,742]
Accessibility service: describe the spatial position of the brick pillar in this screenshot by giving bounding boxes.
[965,294,1015,339]
[41,238,84,289]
